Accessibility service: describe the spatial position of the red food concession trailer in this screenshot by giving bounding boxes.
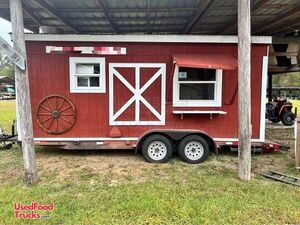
[24,34,272,163]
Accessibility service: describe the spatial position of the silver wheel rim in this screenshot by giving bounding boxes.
[147,141,167,161]
[184,141,204,161]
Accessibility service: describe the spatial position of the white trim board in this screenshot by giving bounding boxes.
[173,110,227,114]
[260,54,269,142]
[34,137,139,142]
[33,137,262,143]
[24,34,272,44]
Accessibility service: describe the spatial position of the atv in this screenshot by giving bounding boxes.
[266,99,296,126]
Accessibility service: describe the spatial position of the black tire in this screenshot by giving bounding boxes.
[178,135,209,164]
[141,134,173,163]
[281,111,295,126]
[270,118,280,123]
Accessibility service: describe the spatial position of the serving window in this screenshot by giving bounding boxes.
[69,57,106,93]
[173,66,222,107]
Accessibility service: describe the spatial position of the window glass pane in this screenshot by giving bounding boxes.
[179,83,215,100]
[7,87,15,93]
[179,67,216,81]
[76,63,100,74]
[93,64,100,74]
[90,77,100,87]
[77,77,89,87]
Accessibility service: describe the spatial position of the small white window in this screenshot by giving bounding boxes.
[69,57,106,93]
[173,66,222,107]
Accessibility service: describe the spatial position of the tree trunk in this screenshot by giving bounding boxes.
[9,0,37,185]
[238,0,252,180]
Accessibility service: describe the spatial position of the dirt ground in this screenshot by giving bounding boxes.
[31,123,296,185]
[2,122,297,186]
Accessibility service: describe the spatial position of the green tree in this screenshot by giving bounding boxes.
[272,72,300,87]
[0,52,14,78]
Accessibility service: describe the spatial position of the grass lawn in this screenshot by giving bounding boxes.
[290,99,300,118]
[1,146,300,225]
[0,100,300,224]
[0,100,16,133]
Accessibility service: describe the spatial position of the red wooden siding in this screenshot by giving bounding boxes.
[26,41,268,140]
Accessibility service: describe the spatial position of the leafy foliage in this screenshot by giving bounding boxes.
[273,72,300,87]
[0,52,14,78]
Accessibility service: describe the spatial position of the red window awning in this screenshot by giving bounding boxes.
[173,54,237,70]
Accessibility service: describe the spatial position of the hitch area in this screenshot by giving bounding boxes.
[0,134,17,150]
[0,124,18,150]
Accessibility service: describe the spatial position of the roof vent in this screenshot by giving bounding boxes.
[39,26,64,34]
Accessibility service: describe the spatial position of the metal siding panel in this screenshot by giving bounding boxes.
[26,41,267,139]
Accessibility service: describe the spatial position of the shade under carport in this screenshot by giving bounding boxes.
[173,54,238,70]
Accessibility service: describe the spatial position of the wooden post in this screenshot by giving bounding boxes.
[296,121,300,169]
[238,0,252,180]
[9,0,37,185]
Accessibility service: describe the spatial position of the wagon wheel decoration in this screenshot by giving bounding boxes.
[36,95,76,135]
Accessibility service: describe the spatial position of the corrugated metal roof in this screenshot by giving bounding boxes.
[0,0,299,36]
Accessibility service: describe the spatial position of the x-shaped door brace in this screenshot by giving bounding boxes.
[109,63,166,125]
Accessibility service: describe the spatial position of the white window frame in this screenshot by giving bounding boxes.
[69,57,106,93]
[173,65,223,107]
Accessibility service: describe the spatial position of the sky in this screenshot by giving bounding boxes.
[0,18,13,45]
[0,17,32,46]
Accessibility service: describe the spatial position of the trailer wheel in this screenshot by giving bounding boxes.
[270,118,280,123]
[281,111,295,126]
[141,134,173,163]
[178,135,209,164]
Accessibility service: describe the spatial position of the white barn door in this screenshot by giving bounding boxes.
[109,63,166,125]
